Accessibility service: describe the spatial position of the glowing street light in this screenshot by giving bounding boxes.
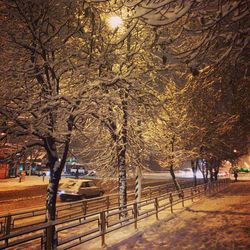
[107,15,123,29]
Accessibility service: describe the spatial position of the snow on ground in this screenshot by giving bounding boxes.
[107,181,250,250]
[1,176,250,250]
[0,176,64,191]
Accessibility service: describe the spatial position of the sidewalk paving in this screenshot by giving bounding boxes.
[107,181,250,250]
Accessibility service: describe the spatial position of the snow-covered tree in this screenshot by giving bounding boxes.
[0,0,111,246]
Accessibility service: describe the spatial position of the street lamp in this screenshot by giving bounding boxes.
[107,15,123,29]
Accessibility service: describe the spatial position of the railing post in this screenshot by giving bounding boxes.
[106,196,110,211]
[133,203,138,230]
[4,214,12,246]
[5,214,12,235]
[155,198,159,220]
[45,223,53,250]
[83,200,87,218]
[100,211,106,247]
[181,191,184,207]
[169,193,173,213]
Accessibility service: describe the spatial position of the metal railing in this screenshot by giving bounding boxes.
[0,179,200,236]
[0,179,230,250]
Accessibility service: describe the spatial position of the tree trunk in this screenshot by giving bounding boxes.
[209,168,213,182]
[198,159,208,183]
[213,159,220,181]
[169,136,181,192]
[45,151,58,249]
[169,164,181,192]
[191,160,197,187]
[45,132,71,248]
[214,171,218,181]
[205,168,209,182]
[117,92,128,217]
[118,146,127,215]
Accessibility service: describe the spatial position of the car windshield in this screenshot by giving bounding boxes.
[61,181,81,189]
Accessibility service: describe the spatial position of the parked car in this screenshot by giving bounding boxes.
[58,179,104,201]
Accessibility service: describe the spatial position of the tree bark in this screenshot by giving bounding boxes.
[117,90,128,217]
[208,161,214,182]
[191,160,197,187]
[169,164,181,192]
[118,146,127,215]
[169,136,181,192]
[44,116,73,248]
[44,139,58,249]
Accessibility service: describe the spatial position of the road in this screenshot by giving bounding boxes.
[0,175,170,214]
[0,172,238,214]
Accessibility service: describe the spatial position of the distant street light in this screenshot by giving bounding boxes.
[107,15,123,29]
[233,149,237,153]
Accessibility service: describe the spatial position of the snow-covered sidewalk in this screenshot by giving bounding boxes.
[0,176,73,191]
[0,176,49,191]
[108,181,250,250]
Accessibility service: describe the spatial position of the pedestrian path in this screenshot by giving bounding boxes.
[1,180,242,250]
[108,181,250,250]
